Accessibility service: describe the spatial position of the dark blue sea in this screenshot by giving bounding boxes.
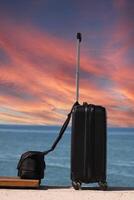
[0,125,134,187]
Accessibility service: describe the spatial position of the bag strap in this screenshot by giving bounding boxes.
[17,101,79,170]
[43,101,79,156]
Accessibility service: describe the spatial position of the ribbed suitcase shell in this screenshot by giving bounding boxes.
[71,103,107,184]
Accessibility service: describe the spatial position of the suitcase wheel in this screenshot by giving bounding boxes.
[98,181,108,190]
[72,181,81,190]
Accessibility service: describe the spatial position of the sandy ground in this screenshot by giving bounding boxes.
[0,187,134,200]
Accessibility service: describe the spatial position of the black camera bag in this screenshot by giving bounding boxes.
[17,151,45,179]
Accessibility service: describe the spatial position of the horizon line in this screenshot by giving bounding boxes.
[0,123,134,129]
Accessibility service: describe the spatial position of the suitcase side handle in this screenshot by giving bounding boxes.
[76,32,82,102]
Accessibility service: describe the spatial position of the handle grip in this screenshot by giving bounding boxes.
[77,32,82,42]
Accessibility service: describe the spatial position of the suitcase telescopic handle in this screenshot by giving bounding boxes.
[76,32,82,102]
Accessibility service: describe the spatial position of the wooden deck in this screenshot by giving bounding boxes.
[0,177,40,188]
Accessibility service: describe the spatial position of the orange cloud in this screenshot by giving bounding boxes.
[0,18,133,127]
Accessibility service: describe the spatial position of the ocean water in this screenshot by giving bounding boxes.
[0,125,134,187]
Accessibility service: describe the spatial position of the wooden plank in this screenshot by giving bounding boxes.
[0,177,40,188]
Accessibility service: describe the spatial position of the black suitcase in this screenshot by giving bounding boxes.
[71,33,107,190]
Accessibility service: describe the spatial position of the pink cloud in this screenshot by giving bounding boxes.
[0,18,133,127]
[114,0,127,9]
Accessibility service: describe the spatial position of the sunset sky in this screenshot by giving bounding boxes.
[0,0,133,127]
